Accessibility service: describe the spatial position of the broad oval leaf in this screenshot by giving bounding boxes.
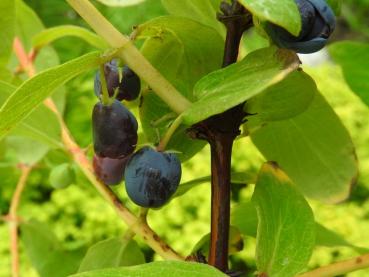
[244,70,316,134]
[0,0,15,66]
[71,261,227,277]
[247,71,316,120]
[21,220,86,277]
[0,51,104,141]
[253,162,315,277]
[238,0,301,36]
[78,238,145,272]
[182,47,300,125]
[6,136,49,165]
[251,92,358,203]
[329,41,369,107]
[136,16,224,161]
[231,201,366,252]
[161,0,224,37]
[33,25,109,50]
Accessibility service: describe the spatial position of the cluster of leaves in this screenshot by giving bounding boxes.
[0,0,369,276]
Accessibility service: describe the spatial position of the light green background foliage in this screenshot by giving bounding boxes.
[1,0,369,277]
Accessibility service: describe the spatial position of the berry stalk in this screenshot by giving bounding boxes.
[66,0,191,114]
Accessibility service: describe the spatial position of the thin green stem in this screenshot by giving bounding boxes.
[67,0,191,114]
[151,112,177,127]
[156,115,183,152]
[99,64,111,105]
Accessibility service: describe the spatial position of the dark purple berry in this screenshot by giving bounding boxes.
[94,59,119,98]
[124,147,181,208]
[93,155,129,185]
[92,100,138,159]
[117,66,141,101]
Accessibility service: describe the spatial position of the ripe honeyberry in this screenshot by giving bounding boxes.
[124,147,181,208]
[265,0,335,53]
[118,66,141,101]
[94,59,119,98]
[94,61,140,101]
[93,155,129,185]
[92,100,138,159]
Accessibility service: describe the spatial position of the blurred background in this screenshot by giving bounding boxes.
[0,0,369,276]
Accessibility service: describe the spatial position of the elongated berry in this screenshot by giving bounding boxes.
[92,100,138,159]
[94,59,119,98]
[118,66,141,101]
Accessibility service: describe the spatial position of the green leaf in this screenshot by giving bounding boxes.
[183,47,300,125]
[329,41,369,107]
[0,81,62,148]
[0,0,15,66]
[231,201,258,237]
[231,201,367,252]
[21,220,86,277]
[95,0,146,7]
[6,136,49,165]
[238,0,301,36]
[251,92,358,203]
[0,51,103,141]
[139,93,206,162]
[15,0,67,113]
[161,0,224,36]
[137,16,224,160]
[174,171,256,198]
[78,238,145,272]
[315,224,368,253]
[252,162,315,277]
[137,15,224,101]
[244,71,316,133]
[71,261,227,277]
[192,226,244,257]
[33,25,109,50]
[326,0,342,15]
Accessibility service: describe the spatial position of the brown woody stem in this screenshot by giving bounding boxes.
[205,0,252,272]
[208,135,234,271]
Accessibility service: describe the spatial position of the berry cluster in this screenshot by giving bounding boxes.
[265,0,335,53]
[92,60,181,208]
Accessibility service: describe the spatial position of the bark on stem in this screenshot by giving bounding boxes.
[205,1,252,271]
[208,135,234,271]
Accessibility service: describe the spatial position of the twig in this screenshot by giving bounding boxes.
[13,38,35,77]
[298,253,369,277]
[66,0,191,114]
[8,165,32,277]
[13,37,183,261]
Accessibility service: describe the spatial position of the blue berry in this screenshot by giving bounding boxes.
[124,147,181,208]
[265,0,335,53]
